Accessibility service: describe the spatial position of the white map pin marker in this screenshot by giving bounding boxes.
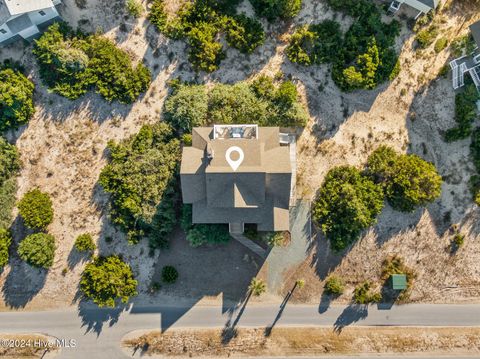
[225,146,244,172]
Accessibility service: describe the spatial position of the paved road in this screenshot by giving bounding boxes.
[1,304,480,358]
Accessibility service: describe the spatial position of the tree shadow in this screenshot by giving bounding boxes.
[333,304,369,333]
[66,247,91,269]
[77,300,130,336]
[1,260,48,309]
[264,282,297,337]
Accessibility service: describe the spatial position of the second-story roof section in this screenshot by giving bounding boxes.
[1,0,55,16]
[470,20,480,48]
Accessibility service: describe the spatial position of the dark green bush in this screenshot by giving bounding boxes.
[180,204,230,247]
[325,0,400,91]
[0,137,20,185]
[324,275,345,295]
[17,189,54,230]
[250,0,302,21]
[225,14,265,54]
[149,0,264,72]
[0,68,35,131]
[366,146,442,212]
[18,233,56,268]
[445,84,480,142]
[0,179,17,230]
[161,265,178,283]
[164,77,308,133]
[99,123,181,247]
[0,228,11,268]
[33,23,151,103]
[74,233,96,252]
[80,255,138,307]
[312,166,384,251]
[286,20,343,65]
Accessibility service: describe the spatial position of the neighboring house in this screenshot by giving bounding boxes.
[0,0,62,45]
[180,124,292,234]
[450,20,480,92]
[388,0,439,17]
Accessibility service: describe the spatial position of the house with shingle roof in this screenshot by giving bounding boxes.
[180,125,293,234]
[388,0,439,17]
[450,20,480,92]
[0,0,62,45]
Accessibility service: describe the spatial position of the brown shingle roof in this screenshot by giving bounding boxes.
[181,126,292,231]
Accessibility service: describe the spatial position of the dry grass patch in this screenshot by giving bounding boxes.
[123,327,480,357]
[0,334,60,358]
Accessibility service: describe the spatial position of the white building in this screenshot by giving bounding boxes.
[0,0,62,45]
[450,20,480,93]
[388,0,439,17]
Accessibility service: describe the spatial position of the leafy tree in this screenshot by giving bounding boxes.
[99,123,181,247]
[17,189,54,230]
[0,228,11,268]
[34,23,151,103]
[286,20,343,65]
[161,265,178,283]
[312,166,384,251]
[149,0,264,72]
[250,0,302,21]
[164,77,308,133]
[187,22,225,72]
[324,275,345,295]
[74,233,96,252]
[164,84,208,133]
[325,0,400,91]
[249,277,266,296]
[18,233,56,268]
[225,14,265,54]
[180,204,230,247]
[366,146,442,212]
[0,68,35,131]
[80,255,138,307]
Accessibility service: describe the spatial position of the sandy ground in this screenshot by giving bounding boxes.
[0,0,479,310]
[122,326,480,357]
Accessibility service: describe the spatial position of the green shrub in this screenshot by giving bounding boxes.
[0,228,11,268]
[161,265,178,283]
[74,233,96,252]
[452,233,465,248]
[250,0,302,21]
[164,84,208,133]
[225,14,265,54]
[148,0,264,72]
[18,233,56,268]
[450,34,476,57]
[180,204,230,247]
[182,133,192,146]
[325,0,400,91]
[415,25,438,49]
[249,277,266,296]
[324,275,345,295]
[445,84,480,142]
[366,146,442,212]
[0,68,35,132]
[0,138,20,229]
[34,23,151,103]
[0,179,17,230]
[164,77,308,133]
[99,123,180,248]
[126,0,144,17]
[313,166,384,251]
[18,189,54,230]
[434,37,448,53]
[286,21,343,65]
[353,281,380,304]
[80,255,138,307]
